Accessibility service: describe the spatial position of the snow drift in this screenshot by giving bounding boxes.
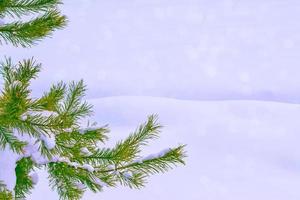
[26,96,300,200]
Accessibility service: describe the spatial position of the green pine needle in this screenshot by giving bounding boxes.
[0,10,66,47]
[0,57,186,200]
[0,0,62,18]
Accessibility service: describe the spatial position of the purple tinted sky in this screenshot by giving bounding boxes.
[4,0,300,103]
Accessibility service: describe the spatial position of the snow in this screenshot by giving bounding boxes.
[0,147,19,191]
[78,129,85,134]
[92,177,107,187]
[3,0,300,199]
[20,113,28,121]
[63,128,73,132]
[20,111,57,122]
[50,155,59,162]
[112,170,120,176]
[81,164,95,173]
[80,147,92,156]
[0,130,42,191]
[57,157,70,164]
[78,126,101,135]
[40,134,56,150]
[107,165,115,171]
[31,152,49,165]
[122,172,133,180]
[25,96,300,200]
[68,162,80,168]
[0,128,91,191]
[75,182,86,190]
[39,111,58,117]
[29,172,39,185]
[140,148,172,162]
[22,144,37,158]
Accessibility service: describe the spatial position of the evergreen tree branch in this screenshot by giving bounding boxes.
[33,81,66,111]
[0,0,62,18]
[0,9,66,47]
[57,80,93,128]
[112,115,161,162]
[0,126,26,153]
[48,162,85,200]
[0,181,13,200]
[98,145,186,174]
[0,58,186,199]
[14,158,35,199]
[0,58,40,123]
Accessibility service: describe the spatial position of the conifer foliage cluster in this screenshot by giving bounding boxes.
[0,0,66,47]
[0,1,186,200]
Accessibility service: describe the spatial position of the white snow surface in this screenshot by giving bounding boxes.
[29,172,39,185]
[0,147,19,191]
[122,172,133,180]
[80,147,92,156]
[92,177,107,187]
[81,164,95,173]
[141,148,172,162]
[2,0,300,199]
[40,134,56,150]
[75,182,86,190]
[26,96,300,200]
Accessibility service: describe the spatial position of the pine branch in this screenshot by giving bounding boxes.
[98,145,186,174]
[53,128,106,161]
[48,160,117,200]
[0,0,62,18]
[14,58,41,84]
[0,126,26,153]
[0,181,13,200]
[112,115,161,162]
[124,145,186,174]
[98,145,186,189]
[0,57,41,89]
[14,158,35,199]
[33,81,66,111]
[62,80,91,116]
[18,112,61,136]
[57,80,93,128]
[0,9,66,47]
[48,163,85,200]
[0,58,186,199]
[78,115,161,166]
[79,147,116,166]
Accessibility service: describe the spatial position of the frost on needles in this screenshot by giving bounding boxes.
[0,58,186,200]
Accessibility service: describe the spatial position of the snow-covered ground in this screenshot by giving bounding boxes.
[28,96,300,200]
[3,0,300,199]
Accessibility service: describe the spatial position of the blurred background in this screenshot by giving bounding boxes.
[4,0,300,103]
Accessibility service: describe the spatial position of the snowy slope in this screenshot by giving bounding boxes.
[28,96,300,200]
